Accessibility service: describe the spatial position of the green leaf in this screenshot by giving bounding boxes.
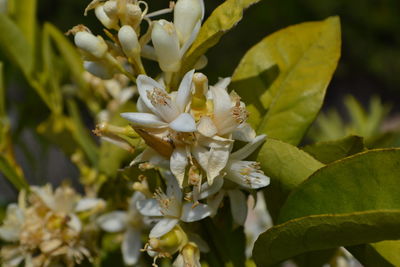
[231,16,341,145]
[253,210,400,266]
[301,135,365,164]
[258,138,324,220]
[67,100,99,166]
[278,149,400,223]
[349,240,400,267]
[0,14,34,77]
[14,0,37,48]
[0,155,28,190]
[180,0,260,74]
[44,23,88,91]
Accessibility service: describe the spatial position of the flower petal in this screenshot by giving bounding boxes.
[225,160,270,189]
[181,203,212,222]
[232,123,256,142]
[137,74,166,114]
[191,145,209,171]
[136,199,162,217]
[228,190,247,226]
[230,134,266,160]
[97,211,127,232]
[198,177,224,200]
[121,112,168,128]
[170,147,189,187]
[175,70,195,113]
[122,228,142,266]
[197,116,218,137]
[163,170,183,201]
[169,113,196,132]
[75,198,105,212]
[206,146,231,184]
[149,218,179,238]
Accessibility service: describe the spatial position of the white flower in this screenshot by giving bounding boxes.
[97,192,146,266]
[225,135,270,189]
[0,203,24,242]
[173,242,201,267]
[118,25,141,59]
[151,0,204,72]
[121,70,197,185]
[74,31,108,59]
[136,171,212,238]
[174,0,204,46]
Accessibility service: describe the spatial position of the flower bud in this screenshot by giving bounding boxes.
[74,31,108,58]
[103,1,118,18]
[126,3,143,28]
[84,61,114,79]
[118,25,140,58]
[95,5,118,29]
[151,20,181,72]
[174,0,204,45]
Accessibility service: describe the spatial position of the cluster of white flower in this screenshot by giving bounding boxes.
[0,184,105,267]
[1,0,272,266]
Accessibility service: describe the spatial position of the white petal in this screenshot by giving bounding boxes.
[121,112,168,128]
[181,203,212,222]
[175,69,195,113]
[214,77,231,90]
[118,88,135,104]
[198,177,224,200]
[180,19,201,56]
[207,191,225,217]
[129,192,145,212]
[225,160,270,189]
[163,170,183,201]
[136,199,163,217]
[169,113,196,132]
[97,211,127,232]
[173,254,185,267]
[230,134,266,160]
[197,116,218,137]
[232,123,256,142]
[137,96,152,113]
[149,218,179,238]
[170,147,189,187]
[207,146,230,184]
[228,190,247,226]
[141,44,158,61]
[137,74,166,114]
[211,85,232,124]
[75,198,104,212]
[122,228,142,266]
[68,214,82,232]
[191,145,209,171]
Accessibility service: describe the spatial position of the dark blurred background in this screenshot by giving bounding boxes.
[2,0,400,201]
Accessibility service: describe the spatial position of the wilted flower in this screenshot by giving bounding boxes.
[0,185,104,267]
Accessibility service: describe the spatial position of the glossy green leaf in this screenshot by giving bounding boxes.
[349,240,400,267]
[0,14,33,77]
[231,16,341,145]
[253,210,400,266]
[278,149,400,223]
[258,138,324,220]
[181,0,260,74]
[302,135,365,164]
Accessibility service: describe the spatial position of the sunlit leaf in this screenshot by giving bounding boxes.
[302,135,365,164]
[15,0,37,48]
[180,0,260,74]
[231,16,341,145]
[258,138,324,220]
[253,210,400,266]
[0,14,34,77]
[349,240,400,267]
[278,149,400,222]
